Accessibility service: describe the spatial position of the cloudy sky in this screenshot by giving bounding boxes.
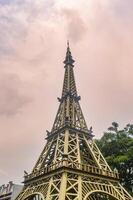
[0,0,133,185]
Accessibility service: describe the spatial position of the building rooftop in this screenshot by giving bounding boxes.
[0,182,23,200]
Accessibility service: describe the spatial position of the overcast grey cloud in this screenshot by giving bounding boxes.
[0,73,31,116]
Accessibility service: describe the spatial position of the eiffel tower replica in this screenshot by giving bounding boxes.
[16,43,133,200]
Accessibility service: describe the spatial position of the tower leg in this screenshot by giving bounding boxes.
[58,172,67,200]
[46,178,53,200]
[78,176,82,199]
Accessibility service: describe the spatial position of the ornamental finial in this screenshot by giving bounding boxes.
[67,40,69,48]
[63,41,75,66]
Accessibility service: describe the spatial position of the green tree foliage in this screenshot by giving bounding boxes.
[96,123,133,195]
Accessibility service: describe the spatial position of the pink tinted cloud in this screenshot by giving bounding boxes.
[0,0,133,184]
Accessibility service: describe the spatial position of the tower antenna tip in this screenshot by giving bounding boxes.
[67,40,69,48]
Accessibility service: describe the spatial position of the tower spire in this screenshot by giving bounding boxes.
[63,41,75,66]
[51,44,89,133]
[62,42,77,98]
[67,40,69,48]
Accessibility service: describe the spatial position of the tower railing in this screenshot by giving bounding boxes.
[24,160,119,182]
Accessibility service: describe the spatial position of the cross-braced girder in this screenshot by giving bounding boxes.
[16,171,132,200]
[17,125,132,200]
[15,44,133,200]
[30,129,113,176]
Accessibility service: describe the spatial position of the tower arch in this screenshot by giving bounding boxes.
[24,192,44,200]
[85,191,121,200]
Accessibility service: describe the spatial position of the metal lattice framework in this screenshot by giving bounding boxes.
[16,43,133,200]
